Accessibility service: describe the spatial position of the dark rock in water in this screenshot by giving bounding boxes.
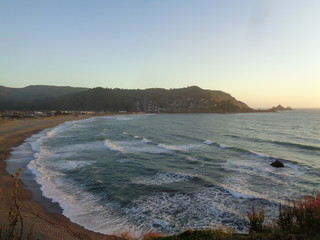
[271,160,284,168]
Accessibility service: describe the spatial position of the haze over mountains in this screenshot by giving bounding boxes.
[0,85,254,113]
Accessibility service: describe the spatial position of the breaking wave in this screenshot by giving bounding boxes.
[6,112,319,237]
[104,139,126,153]
[132,172,193,186]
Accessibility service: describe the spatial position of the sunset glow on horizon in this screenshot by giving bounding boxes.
[1,0,319,108]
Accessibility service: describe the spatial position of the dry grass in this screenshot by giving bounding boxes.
[0,169,34,240]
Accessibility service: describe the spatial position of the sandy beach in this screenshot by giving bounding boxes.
[0,116,121,240]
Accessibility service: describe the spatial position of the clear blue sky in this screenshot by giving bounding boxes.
[1,0,319,108]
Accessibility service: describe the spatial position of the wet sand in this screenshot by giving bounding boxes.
[0,116,121,240]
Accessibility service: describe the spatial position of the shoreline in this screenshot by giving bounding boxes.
[0,115,120,240]
[5,126,66,215]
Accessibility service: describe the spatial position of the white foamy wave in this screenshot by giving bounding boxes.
[117,116,132,121]
[220,159,297,204]
[46,120,77,138]
[9,117,149,237]
[157,143,199,152]
[5,142,35,175]
[203,140,214,145]
[219,184,261,200]
[128,145,167,154]
[125,133,152,143]
[5,121,75,174]
[249,150,270,158]
[55,141,105,154]
[222,159,304,193]
[124,186,279,234]
[117,158,131,163]
[55,160,94,170]
[101,129,108,135]
[70,123,89,129]
[28,118,91,148]
[68,117,97,129]
[132,172,192,186]
[115,115,140,121]
[157,144,183,151]
[247,151,301,175]
[27,158,143,237]
[104,140,167,154]
[28,131,51,152]
[281,162,304,176]
[104,139,126,153]
[142,138,152,143]
[9,143,32,159]
[30,141,41,152]
[219,144,231,149]
[46,127,65,138]
[220,176,287,204]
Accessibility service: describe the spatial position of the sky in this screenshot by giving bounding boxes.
[1,0,319,108]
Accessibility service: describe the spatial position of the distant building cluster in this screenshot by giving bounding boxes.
[0,111,98,120]
[135,98,218,112]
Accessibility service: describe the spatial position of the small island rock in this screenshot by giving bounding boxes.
[269,105,293,112]
[271,160,285,168]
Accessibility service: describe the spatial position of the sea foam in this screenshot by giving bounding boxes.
[28,158,142,236]
[123,185,279,234]
[9,112,318,237]
[132,172,192,186]
[157,143,200,152]
[104,139,126,153]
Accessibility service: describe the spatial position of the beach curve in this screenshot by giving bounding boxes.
[0,115,121,240]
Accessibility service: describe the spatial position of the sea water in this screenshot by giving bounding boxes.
[6,110,320,236]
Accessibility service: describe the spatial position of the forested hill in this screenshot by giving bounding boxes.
[0,85,88,110]
[0,85,253,113]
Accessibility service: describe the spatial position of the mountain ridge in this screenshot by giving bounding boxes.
[0,85,252,113]
[0,85,89,103]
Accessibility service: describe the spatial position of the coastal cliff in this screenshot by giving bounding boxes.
[0,85,253,113]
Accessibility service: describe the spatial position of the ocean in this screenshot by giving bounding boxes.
[6,110,320,236]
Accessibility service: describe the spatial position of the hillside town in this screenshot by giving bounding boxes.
[0,111,98,120]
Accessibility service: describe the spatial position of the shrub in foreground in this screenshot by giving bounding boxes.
[278,192,320,237]
[0,169,33,240]
[247,206,265,233]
